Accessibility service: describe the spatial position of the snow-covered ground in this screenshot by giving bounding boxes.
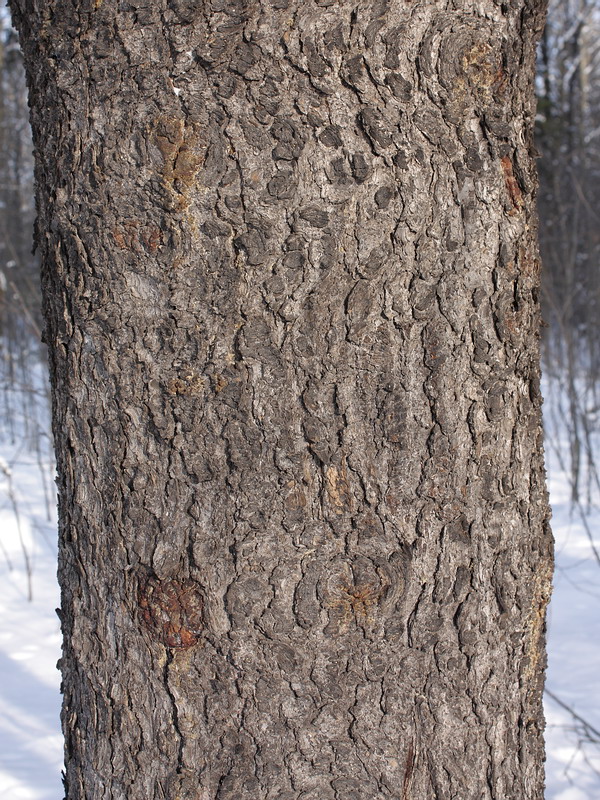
[1,372,599,799]
[0,370,62,800]
[543,378,600,800]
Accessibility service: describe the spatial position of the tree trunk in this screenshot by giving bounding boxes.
[10,1,552,798]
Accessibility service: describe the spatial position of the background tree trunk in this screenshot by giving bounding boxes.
[9,1,552,798]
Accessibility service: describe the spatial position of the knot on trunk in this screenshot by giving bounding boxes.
[138,574,204,648]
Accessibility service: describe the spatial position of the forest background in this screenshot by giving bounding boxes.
[1,1,599,798]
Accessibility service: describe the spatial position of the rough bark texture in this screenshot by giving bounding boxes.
[10,1,552,798]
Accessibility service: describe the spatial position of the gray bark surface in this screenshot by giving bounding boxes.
[10,1,552,798]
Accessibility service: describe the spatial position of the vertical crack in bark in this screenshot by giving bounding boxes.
[164,650,185,777]
[402,738,415,800]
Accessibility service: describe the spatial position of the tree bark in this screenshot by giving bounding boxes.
[10,1,552,798]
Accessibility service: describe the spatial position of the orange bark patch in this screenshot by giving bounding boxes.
[501,156,523,212]
[284,481,307,510]
[461,41,506,99]
[324,558,393,630]
[462,42,496,85]
[518,243,540,277]
[153,116,206,204]
[138,575,204,649]
[141,225,162,253]
[325,461,353,514]
[114,220,163,253]
[166,370,205,397]
[327,581,383,626]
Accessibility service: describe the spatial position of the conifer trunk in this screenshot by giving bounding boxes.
[10,1,552,798]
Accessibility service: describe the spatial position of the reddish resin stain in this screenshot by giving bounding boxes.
[138,575,204,649]
[501,156,523,211]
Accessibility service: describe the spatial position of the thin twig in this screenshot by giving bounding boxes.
[545,688,600,743]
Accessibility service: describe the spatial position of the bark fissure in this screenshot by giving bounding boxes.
[164,652,185,778]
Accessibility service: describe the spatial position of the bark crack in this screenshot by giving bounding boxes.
[164,650,185,775]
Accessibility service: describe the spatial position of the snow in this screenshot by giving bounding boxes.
[1,372,599,799]
[0,371,62,800]
[0,440,63,800]
[543,397,600,799]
